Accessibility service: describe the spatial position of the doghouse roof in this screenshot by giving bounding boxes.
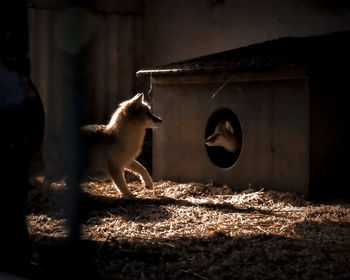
[136,31,350,77]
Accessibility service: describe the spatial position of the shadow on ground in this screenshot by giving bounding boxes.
[28,221,350,280]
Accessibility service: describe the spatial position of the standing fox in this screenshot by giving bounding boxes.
[81,93,161,197]
[205,120,240,153]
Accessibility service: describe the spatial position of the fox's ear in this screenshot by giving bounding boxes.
[135,93,144,103]
[132,93,144,109]
[225,121,234,134]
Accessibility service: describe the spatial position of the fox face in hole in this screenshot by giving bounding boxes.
[205,120,240,153]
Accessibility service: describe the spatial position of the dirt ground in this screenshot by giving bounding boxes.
[26,175,350,280]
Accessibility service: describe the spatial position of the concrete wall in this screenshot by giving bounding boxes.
[142,0,350,67]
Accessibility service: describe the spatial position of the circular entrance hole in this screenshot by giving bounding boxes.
[205,108,243,168]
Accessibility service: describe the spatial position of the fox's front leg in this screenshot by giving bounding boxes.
[108,163,135,198]
[128,160,153,189]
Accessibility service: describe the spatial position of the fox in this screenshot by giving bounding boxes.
[81,93,162,198]
[205,120,240,153]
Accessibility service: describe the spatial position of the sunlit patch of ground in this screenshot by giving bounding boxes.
[26,176,350,279]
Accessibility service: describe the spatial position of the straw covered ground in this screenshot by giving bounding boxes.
[26,175,350,279]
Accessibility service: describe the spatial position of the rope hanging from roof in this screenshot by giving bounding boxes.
[147,72,153,104]
[212,75,234,98]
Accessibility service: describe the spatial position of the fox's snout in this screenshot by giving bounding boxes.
[147,112,162,128]
[205,134,218,146]
[151,113,162,124]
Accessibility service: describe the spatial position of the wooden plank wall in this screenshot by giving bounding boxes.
[27,1,144,177]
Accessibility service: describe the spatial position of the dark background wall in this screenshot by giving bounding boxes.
[28,0,350,119]
[26,0,350,178]
[142,0,350,67]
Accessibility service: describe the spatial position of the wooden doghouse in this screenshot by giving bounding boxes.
[137,31,350,199]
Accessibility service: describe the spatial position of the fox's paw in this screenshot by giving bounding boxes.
[121,191,136,199]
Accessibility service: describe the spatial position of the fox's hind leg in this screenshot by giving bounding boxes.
[107,163,134,198]
[128,160,153,189]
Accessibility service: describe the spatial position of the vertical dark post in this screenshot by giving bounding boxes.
[50,3,94,276]
[57,50,84,276]
[0,0,44,276]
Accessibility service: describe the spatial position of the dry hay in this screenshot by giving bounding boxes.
[26,176,350,279]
